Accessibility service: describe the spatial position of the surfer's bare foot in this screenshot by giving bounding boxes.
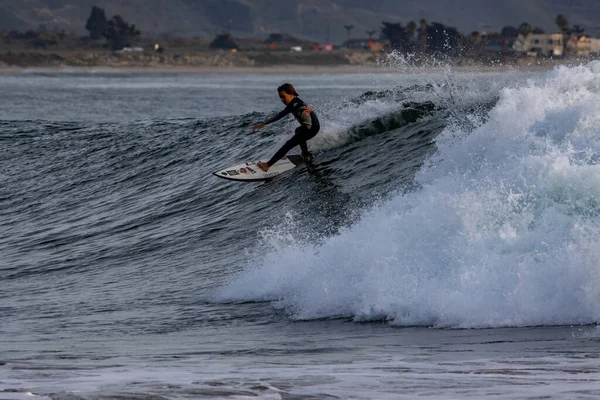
[257,161,269,172]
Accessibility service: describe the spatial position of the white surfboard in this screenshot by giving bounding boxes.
[213,155,304,182]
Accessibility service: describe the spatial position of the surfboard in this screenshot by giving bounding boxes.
[213,154,304,182]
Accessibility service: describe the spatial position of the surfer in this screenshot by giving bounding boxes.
[252,83,320,172]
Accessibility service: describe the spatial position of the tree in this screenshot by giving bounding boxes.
[532,27,545,34]
[468,30,482,55]
[555,14,569,56]
[518,22,532,37]
[418,18,428,53]
[571,24,585,35]
[402,21,417,52]
[426,22,461,56]
[406,21,417,41]
[366,30,376,40]
[381,21,408,52]
[555,14,569,34]
[265,33,301,44]
[500,26,518,38]
[209,33,238,50]
[85,6,108,40]
[344,24,354,42]
[102,15,140,50]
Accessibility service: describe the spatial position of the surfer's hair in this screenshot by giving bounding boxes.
[277,83,298,97]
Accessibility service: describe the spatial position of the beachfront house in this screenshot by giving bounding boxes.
[566,35,600,56]
[513,33,564,57]
[591,38,600,55]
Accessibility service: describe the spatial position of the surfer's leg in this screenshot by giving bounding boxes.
[265,128,304,167]
[299,127,318,162]
[266,139,298,166]
[299,141,312,162]
[299,140,309,156]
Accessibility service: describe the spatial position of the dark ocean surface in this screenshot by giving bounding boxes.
[2,63,600,399]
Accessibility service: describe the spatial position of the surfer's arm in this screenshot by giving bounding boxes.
[252,107,290,131]
[264,107,291,124]
[252,103,311,131]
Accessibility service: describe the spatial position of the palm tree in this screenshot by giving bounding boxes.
[555,14,569,56]
[344,24,354,42]
[366,30,376,40]
[555,14,569,33]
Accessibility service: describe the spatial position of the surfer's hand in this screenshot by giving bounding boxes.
[305,106,312,114]
[252,123,265,131]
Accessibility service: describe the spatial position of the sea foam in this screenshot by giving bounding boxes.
[215,62,600,328]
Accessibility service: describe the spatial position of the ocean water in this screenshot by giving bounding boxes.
[1,62,600,399]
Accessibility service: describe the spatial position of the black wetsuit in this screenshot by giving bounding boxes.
[264,97,320,166]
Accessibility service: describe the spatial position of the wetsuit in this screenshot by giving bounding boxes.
[264,97,320,166]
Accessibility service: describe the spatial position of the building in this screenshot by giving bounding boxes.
[566,35,600,56]
[591,38,600,55]
[513,33,564,57]
[568,35,590,56]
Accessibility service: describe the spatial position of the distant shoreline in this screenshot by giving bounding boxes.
[0,49,590,74]
[0,63,581,75]
[0,65,388,74]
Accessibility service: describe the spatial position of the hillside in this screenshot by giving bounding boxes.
[2,0,600,43]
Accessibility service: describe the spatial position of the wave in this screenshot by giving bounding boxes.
[214,62,600,329]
